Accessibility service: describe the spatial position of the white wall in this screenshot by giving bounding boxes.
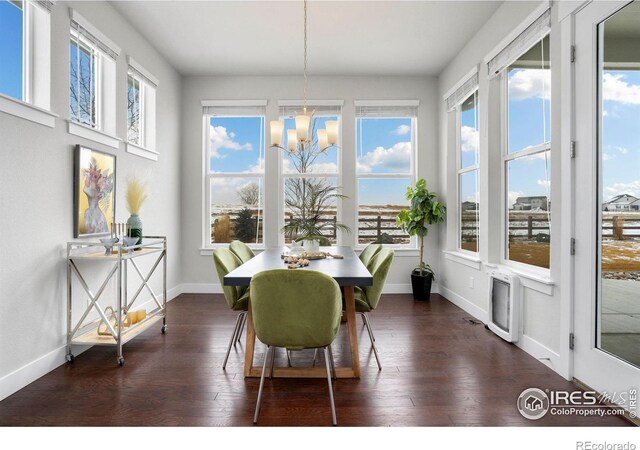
[180,75,440,292]
[437,1,572,378]
[0,1,182,400]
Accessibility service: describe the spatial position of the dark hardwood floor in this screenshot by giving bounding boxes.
[0,293,631,426]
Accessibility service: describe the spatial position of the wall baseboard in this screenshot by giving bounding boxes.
[438,284,566,379]
[438,285,489,323]
[0,285,183,402]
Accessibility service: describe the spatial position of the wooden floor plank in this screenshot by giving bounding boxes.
[0,293,632,427]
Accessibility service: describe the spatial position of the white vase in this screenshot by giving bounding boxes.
[303,239,320,252]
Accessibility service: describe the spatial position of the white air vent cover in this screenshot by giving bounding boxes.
[488,269,521,342]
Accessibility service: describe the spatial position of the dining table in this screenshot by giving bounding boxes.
[224,245,373,379]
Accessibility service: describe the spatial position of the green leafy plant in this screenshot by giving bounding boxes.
[396,178,446,277]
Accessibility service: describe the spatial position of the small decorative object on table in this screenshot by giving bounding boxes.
[125,176,148,245]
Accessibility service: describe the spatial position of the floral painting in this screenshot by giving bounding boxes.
[74,145,116,238]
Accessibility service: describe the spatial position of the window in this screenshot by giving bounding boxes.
[126,57,158,159]
[68,9,120,147]
[0,0,23,100]
[0,0,53,126]
[355,101,418,246]
[203,101,266,247]
[504,35,551,269]
[280,102,342,245]
[458,91,479,253]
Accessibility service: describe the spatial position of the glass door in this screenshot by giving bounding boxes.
[574,0,640,412]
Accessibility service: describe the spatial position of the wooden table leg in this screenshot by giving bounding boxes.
[343,286,360,378]
[243,301,256,378]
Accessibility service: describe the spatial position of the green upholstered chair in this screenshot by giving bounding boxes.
[250,269,342,426]
[359,243,382,267]
[212,248,250,370]
[354,248,394,370]
[229,240,255,264]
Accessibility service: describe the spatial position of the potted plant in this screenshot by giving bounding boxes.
[396,178,446,300]
[282,178,350,250]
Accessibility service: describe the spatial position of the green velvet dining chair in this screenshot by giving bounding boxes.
[354,247,394,370]
[229,240,255,264]
[250,269,342,426]
[359,243,382,267]
[212,248,251,370]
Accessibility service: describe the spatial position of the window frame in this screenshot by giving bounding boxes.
[500,35,552,272]
[203,113,266,250]
[279,112,343,246]
[456,88,480,254]
[354,115,418,249]
[69,28,101,129]
[0,0,56,127]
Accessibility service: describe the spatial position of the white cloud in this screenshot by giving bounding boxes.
[357,142,411,173]
[537,179,550,189]
[209,125,253,159]
[395,124,411,136]
[508,191,523,209]
[460,125,479,153]
[603,73,640,105]
[508,69,551,101]
[604,180,640,201]
[281,159,338,174]
[602,153,614,161]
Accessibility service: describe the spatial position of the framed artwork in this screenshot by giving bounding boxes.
[73,145,116,238]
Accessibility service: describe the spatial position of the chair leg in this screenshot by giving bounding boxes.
[327,344,336,379]
[362,313,382,371]
[312,348,318,367]
[324,347,337,426]
[223,312,243,370]
[286,350,293,367]
[270,345,276,379]
[236,312,247,345]
[361,312,375,341]
[253,345,271,424]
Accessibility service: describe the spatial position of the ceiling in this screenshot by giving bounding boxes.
[110,0,503,77]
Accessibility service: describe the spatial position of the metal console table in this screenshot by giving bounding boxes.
[66,236,167,366]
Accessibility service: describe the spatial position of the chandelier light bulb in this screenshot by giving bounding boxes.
[295,115,311,142]
[317,129,328,151]
[287,129,297,152]
[270,120,284,147]
[326,120,339,145]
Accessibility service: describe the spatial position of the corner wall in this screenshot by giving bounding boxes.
[0,1,183,400]
[437,1,572,378]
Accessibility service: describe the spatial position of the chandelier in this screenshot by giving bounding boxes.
[269,0,338,153]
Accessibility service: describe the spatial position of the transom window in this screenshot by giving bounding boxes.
[126,57,158,156]
[0,0,23,100]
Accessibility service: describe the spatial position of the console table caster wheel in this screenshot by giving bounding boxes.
[161,324,168,334]
[118,356,125,367]
[66,353,75,363]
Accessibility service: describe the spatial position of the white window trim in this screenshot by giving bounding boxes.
[202,113,266,249]
[456,88,480,255]
[127,56,158,158]
[500,59,552,273]
[0,92,57,127]
[279,111,343,246]
[354,114,417,250]
[67,120,121,149]
[0,1,54,126]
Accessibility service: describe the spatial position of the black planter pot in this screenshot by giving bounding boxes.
[411,269,433,301]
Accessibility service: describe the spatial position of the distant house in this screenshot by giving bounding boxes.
[461,201,478,211]
[513,196,548,211]
[603,194,639,211]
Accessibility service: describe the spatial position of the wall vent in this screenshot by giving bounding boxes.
[487,269,521,343]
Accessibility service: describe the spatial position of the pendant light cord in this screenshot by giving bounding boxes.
[303,0,308,115]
